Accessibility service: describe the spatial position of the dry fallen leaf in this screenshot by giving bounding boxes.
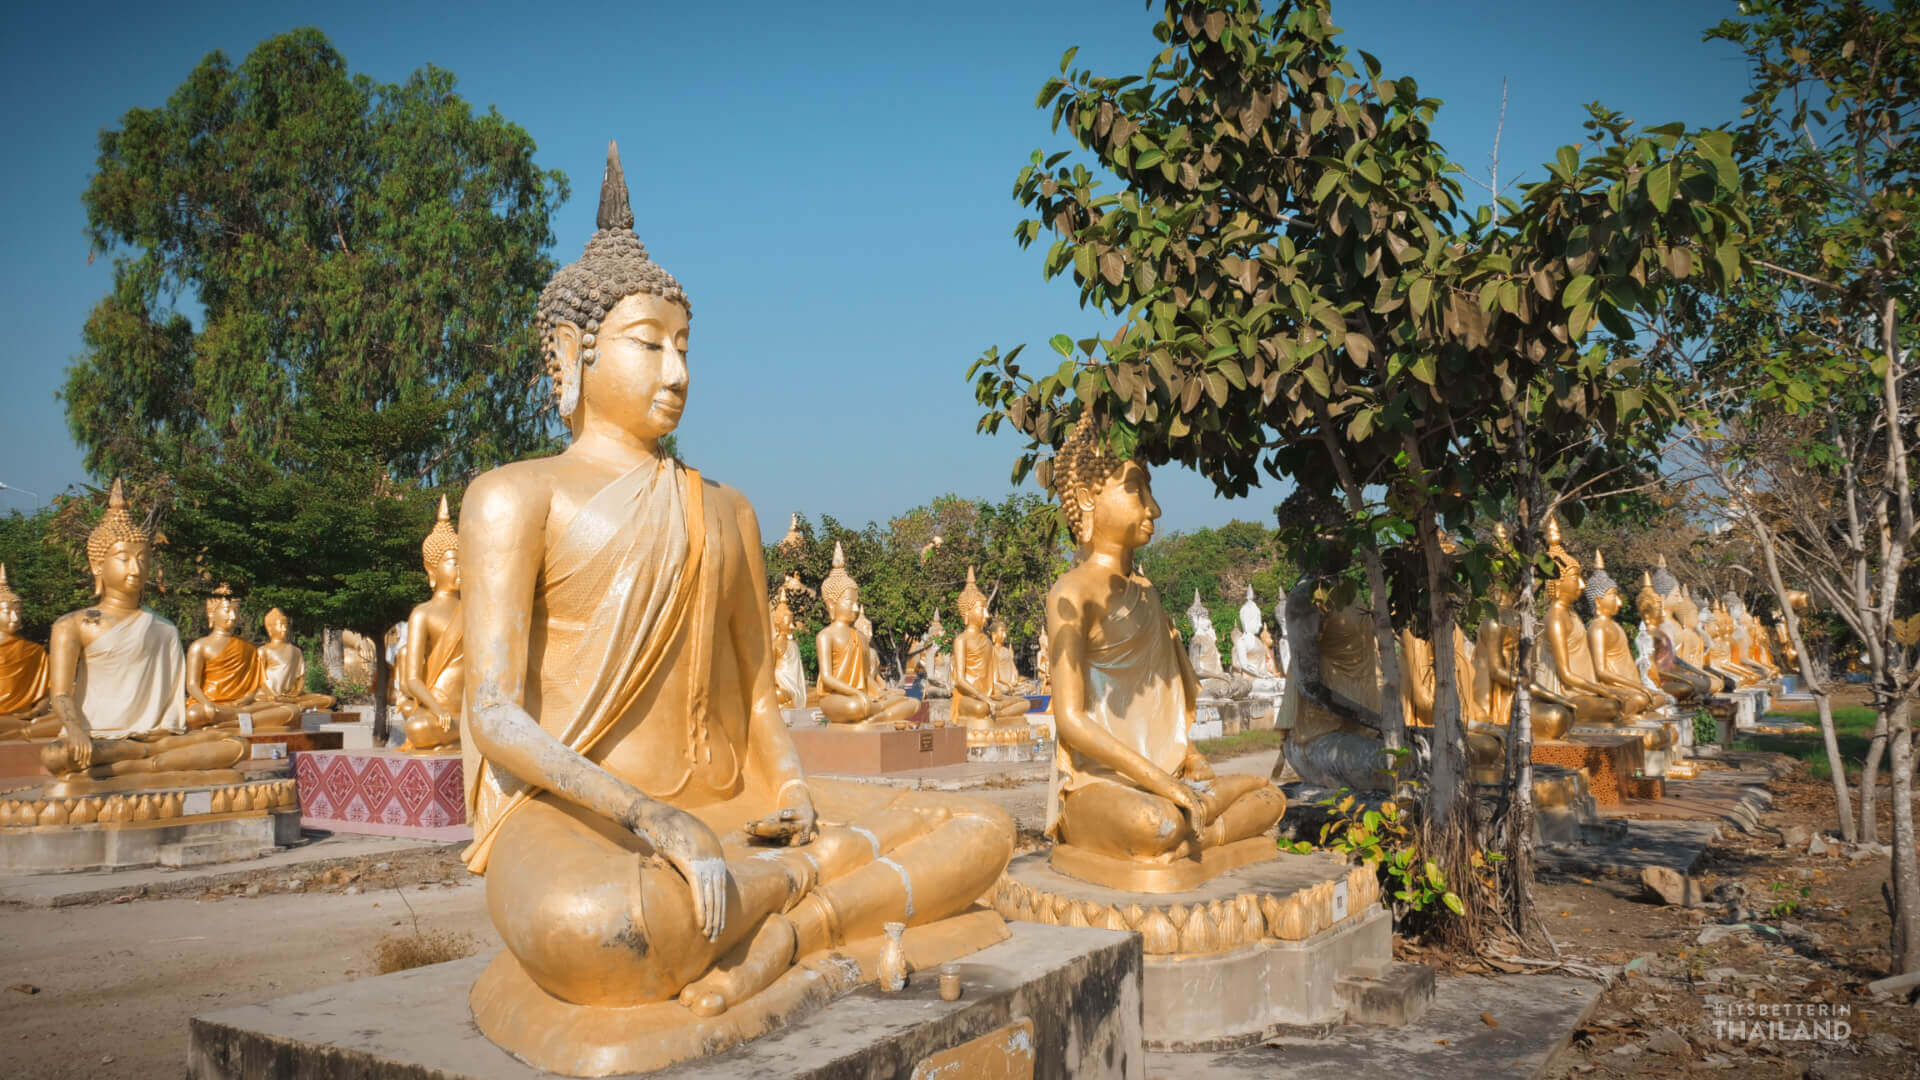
[1481,1012,1499,1028]
[9,984,39,996]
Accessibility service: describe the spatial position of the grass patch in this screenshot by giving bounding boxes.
[1195,728,1287,761]
[1732,706,1878,780]
[371,928,478,974]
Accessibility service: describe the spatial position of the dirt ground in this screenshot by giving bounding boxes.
[1,741,1915,1079]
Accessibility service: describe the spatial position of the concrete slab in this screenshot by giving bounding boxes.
[188,921,1145,1079]
[1536,818,1721,882]
[0,832,453,907]
[1154,974,1601,1078]
[791,724,969,775]
[1599,768,1772,833]
[814,759,1049,791]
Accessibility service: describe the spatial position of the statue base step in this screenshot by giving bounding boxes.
[965,728,1052,763]
[779,707,822,727]
[993,850,1388,1049]
[234,729,344,762]
[790,724,968,774]
[294,748,468,841]
[187,921,1143,1080]
[0,774,301,872]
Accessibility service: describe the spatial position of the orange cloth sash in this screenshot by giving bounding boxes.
[199,636,264,704]
[0,636,48,714]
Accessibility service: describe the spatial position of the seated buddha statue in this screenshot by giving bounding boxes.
[1184,591,1250,700]
[907,610,953,697]
[1727,596,1780,681]
[0,564,59,739]
[1705,597,1766,688]
[1274,574,1403,793]
[1664,586,1729,692]
[1538,525,1632,725]
[1581,552,1669,714]
[814,544,919,728]
[39,480,246,791]
[1399,622,1505,784]
[1042,413,1286,888]
[397,497,464,753]
[1229,585,1282,691]
[457,147,1012,1074]
[1634,572,1713,704]
[184,585,303,732]
[991,619,1036,698]
[1032,625,1052,696]
[1471,584,1577,742]
[259,608,336,713]
[768,594,807,710]
[951,568,1030,728]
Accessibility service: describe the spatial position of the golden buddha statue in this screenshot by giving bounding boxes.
[991,619,1035,697]
[1579,552,1664,715]
[1538,524,1631,725]
[814,543,918,729]
[39,480,246,791]
[0,564,60,739]
[1664,586,1728,692]
[907,610,953,697]
[1032,624,1052,696]
[1044,413,1286,889]
[258,608,336,714]
[952,568,1029,728]
[397,496,464,753]
[1706,598,1766,688]
[1399,622,1505,784]
[456,147,1012,1074]
[183,584,300,731]
[1729,597,1780,680]
[1470,585,1577,742]
[1277,589,1399,792]
[768,593,806,709]
[1635,572,1713,704]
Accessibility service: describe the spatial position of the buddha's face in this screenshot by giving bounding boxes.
[1597,589,1621,618]
[265,612,290,643]
[992,624,1008,646]
[1637,593,1663,624]
[962,604,987,632]
[1083,460,1159,550]
[580,292,690,441]
[0,601,19,636]
[1191,611,1214,637]
[93,541,150,601]
[1553,570,1583,604]
[206,596,241,633]
[825,586,859,625]
[429,548,460,592]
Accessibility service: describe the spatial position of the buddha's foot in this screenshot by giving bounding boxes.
[678,913,797,1018]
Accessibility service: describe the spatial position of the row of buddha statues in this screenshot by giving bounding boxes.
[0,484,470,781]
[1275,517,1789,794]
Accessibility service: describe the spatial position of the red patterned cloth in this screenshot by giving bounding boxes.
[295,749,466,838]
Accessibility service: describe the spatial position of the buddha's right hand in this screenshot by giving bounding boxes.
[642,804,730,943]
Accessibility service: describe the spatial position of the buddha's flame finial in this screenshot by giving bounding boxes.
[597,141,634,232]
[1594,549,1607,571]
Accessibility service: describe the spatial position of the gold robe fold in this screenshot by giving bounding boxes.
[199,636,265,704]
[463,461,708,874]
[0,636,49,715]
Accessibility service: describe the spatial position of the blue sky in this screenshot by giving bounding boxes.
[0,0,1753,537]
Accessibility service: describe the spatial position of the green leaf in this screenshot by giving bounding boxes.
[1410,354,1436,385]
[1647,162,1674,213]
[1409,276,1433,315]
[1049,333,1075,358]
[1442,891,1465,916]
[1562,274,1594,307]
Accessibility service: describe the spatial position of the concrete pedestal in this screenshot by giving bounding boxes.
[0,773,302,872]
[295,748,468,840]
[993,850,1391,1050]
[238,729,343,762]
[965,727,1053,763]
[187,921,1144,1080]
[790,724,968,775]
[0,738,55,783]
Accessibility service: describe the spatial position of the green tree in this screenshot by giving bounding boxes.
[0,507,93,641]
[66,28,568,481]
[1695,0,1920,974]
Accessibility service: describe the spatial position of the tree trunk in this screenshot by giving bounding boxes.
[1886,696,1919,976]
[322,627,346,682]
[1861,712,1888,846]
[371,639,392,747]
[1808,693,1856,843]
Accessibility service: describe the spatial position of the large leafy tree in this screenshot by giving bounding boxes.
[972,0,1747,950]
[66,28,568,480]
[1694,0,1920,975]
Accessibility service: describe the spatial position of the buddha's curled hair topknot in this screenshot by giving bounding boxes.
[538,142,690,421]
[1580,550,1618,618]
[87,478,151,566]
[1050,411,1124,543]
[422,495,459,574]
[820,541,858,610]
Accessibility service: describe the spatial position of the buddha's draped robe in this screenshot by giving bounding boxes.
[418,609,466,715]
[819,621,887,698]
[464,461,706,874]
[78,609,187,738]
[261,646,300,697]
[774,636,806,709]
[200,636,264,704]
[0,636,49,715]
[1047,575,1189,837]
[995,642,1022,694]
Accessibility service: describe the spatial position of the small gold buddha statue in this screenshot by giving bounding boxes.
[952,567,1030,728]
[1705,597,1766,688]
[1580,552,1664,714]
[814,543,918,729]
[0,564,60,739]
[991,619,1035,698]
[39,480,246,791]
[1635,572,1713,704]
[181,580,297,730]
[1471,585,1577,742]
[257,608,336,715]
[396,496,464,753]
[1538,524,1632,725]
[456,146,1012,1075]
[768,594,807,709]
[1032,624,1052,696]
[1044,412,1286,889]
[1399,623,1505,784]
